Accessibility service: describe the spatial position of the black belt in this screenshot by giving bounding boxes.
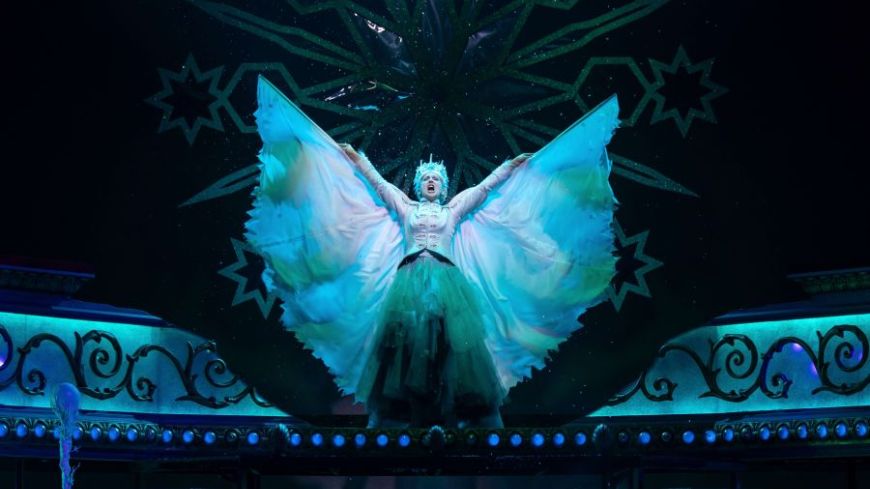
[398,249,455,269]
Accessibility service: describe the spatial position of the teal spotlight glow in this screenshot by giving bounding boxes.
[89,426,101,441]
[290,432,302,446]
[759,426,771,441]
[34,423,46,438]
[816,424,829,439]
[532,433,545,447]
[162,429,174,444]
[835,422,848,438]
[126,428,138,442]
[777,425,790,441]
[182,430,195,444]
[16,423,28,438]
[354,433,366,447]
[203,431,216,445]
[510,433,522,447]
[704,430,716,444]
[856,422,868,438]
[107,426,120,442]
[552,432,565,447]
[638,431,651,446]
[574,432,587,446]
[311,433,323,447]
[723,428,734,442]
[487,433,500,447]
[332,434,346,447]
[398,433,411,447]
[682,430,695,444]
[796,424,808,439]
[376,433,389,447]
[247,431,260,445]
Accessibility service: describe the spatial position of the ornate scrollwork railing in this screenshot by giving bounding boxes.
[0,322,271,410]
[607,324,870,406]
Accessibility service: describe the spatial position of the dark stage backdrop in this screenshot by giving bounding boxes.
[2,1,868,419]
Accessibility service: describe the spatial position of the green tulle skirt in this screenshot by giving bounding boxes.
[356,253,505,423]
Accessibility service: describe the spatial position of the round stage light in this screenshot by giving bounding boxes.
[796,424,808,440]
[398,433,411,447]
[723,428,735,443]
[126,428,138,442]
[704,430,716,444]
[552,432,565,447]
[835,422,848,439]
[758,426,771,441]
[574,432,587,446]
[509,433,522,447]
[182,430,195,444]
[247,431,260,445]
[777,425,789,441]
[0,423,8,438]
[682,430,695,445]
[638,431,651,446]
[203,431,216,445]
[816,423,828,439]
[487,432,500,447]
[290,432,302,447]
[855,422,868,438]
[33,423,46,438]
[354,433,366,447]
[310,432,324,447]
[161,429,174,444]
[107,426,120,442]
[376,433,389,447]
[15,423,28,439]
[89,426,101,442]
[72,426,83,441]
[531,433,545,447]
[332,433,346,448]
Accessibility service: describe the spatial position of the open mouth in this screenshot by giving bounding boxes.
[427,184,435,192]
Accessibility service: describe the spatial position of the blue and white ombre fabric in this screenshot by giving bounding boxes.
[245,75,619,403]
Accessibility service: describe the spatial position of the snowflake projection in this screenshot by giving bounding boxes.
[149,0,729,311]
[145,53,225,145]
[218,238,278,318]
[649,45,729,137]
[606,222,663,312]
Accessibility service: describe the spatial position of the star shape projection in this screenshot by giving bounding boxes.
[145,53,225,145]
[217,238,277,318]
[649,45,728,137]
[606,222,663,311]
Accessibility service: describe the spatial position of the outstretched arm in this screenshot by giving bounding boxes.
[339,143,411,216]
[448,153,533,219]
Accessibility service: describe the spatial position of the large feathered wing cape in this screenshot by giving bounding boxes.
[246,76,619,397]
[452,95,620,390]
[245,76,405,396]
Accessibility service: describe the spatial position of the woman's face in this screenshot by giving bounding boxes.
[421,172,443,202]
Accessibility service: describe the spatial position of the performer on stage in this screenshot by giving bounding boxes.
[246,76,620,428]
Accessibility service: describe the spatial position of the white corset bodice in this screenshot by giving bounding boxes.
[403,201,458,260]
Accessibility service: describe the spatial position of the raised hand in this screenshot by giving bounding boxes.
[510,152,534,167]
[338,142,362,163]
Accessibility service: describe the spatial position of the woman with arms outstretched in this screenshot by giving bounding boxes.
[246,76,619,428]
